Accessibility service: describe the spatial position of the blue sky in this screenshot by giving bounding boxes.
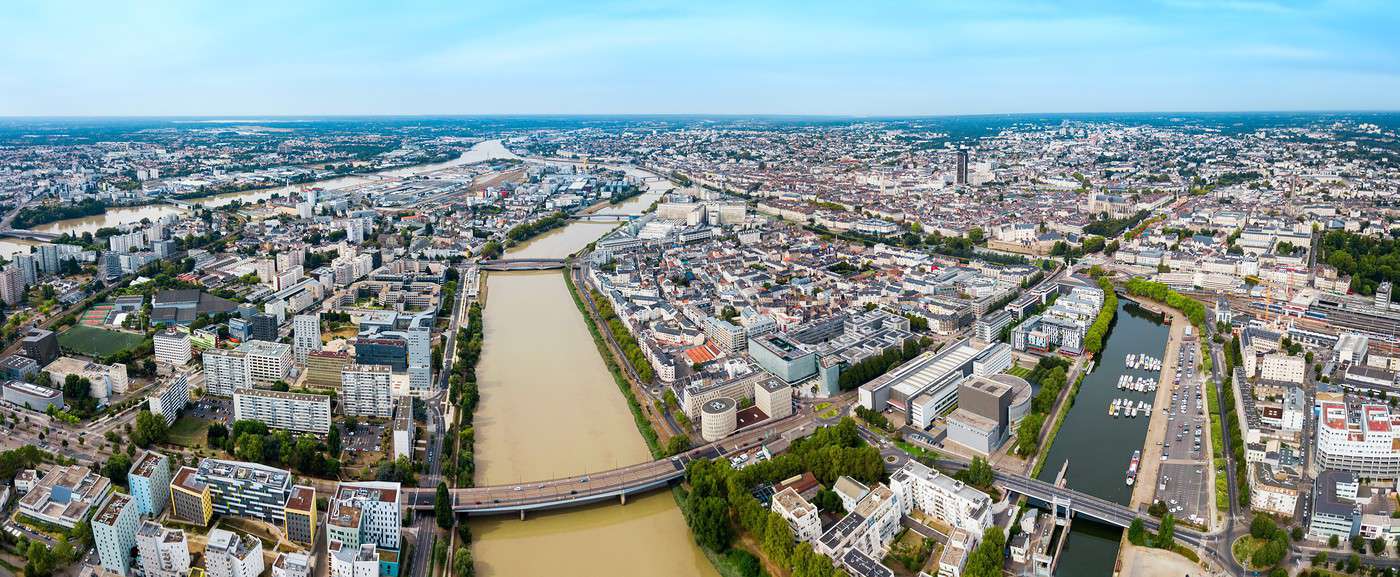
[1,0,1397,116]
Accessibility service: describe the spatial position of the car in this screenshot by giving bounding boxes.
[513,486,522,492]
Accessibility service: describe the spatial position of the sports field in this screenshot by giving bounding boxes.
[57,324,146,358]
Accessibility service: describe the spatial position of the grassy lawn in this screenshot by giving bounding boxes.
[895,440,939,462]
[1007,365,1033,378]
[168,416,211,448]
[58,324,146,357]
[815,402,839,419]
[1232,536,1265,570]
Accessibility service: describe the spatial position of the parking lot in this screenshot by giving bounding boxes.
[189,398,232,425]
[1154,339,1211,526]
[342,422,386,455]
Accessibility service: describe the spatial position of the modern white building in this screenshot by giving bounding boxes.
[341,364,393,418]
[326,481,403,577]
[392,399,414,460]
[237,340,293,385]
[206,529,265,577]
[293,313,321,364]
[136,520,191,577]
[202,349,251,397]
[147,370,191,427]
[1316,400,1400,479]
[771,487,822,542]
[817,483,902,571]
[93,492,141,575]
[154,328,192,366]
[233,389,332,434]
[1260,353,1306,384]
[889,460,993,535]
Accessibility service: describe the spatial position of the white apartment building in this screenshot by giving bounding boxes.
[293,313,321,364]
[1316,400,1400,479]
[202,349,251,397]
[889,460,993,536]
[817,483,902,561]
[206,529,265,577]
[330,544,379,577]
[147,370,191,427]
[326,481,402,551]
[154,328,192,366]
[237,340,293,385]
[137,520,191,577]
[771,487,822,543]
[341,364,393,418]
[1260,353,1306,384]
[233,389,331,434]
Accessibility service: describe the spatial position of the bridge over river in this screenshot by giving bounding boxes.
[478,258,567,271]
[0,229,61,241]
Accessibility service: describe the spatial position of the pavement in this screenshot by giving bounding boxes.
[1137,309,1212,527]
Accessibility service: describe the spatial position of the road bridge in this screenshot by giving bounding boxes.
[479,258,566,271]
[571,213,641,222]
[0,229,61,241]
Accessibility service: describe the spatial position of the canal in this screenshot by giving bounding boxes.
[468,179,715,577]
[1034,298,1169,576]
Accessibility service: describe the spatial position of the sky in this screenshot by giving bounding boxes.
[1,0,1397,116]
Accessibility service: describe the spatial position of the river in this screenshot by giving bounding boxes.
[30,139,521,236]
[468,180,715,577]
[1034,299,1169,576]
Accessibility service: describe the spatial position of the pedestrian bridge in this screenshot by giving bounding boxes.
[479,258,567,271]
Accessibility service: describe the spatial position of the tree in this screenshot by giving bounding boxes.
[1153,514,1176,549]
[328,426,342,455]
[1374,536,1388,556]
[964,526,1006,577]
[435,482,454,530]
[962,456,994,488]
[1330,534,1341,549]
[1127,518,1147,546]
[1312,552,1328,567]
[687,496,733,551]
[1251,515,1278,539]
[25,540,54,577]
[664,435,692,457]
[452,547,473,577]
[132,410,168,447]
[1292,526,1305,542]
[102,453,133,486]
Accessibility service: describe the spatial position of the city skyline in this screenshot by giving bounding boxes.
[2,0,1397,116]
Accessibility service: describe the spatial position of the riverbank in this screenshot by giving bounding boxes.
[1130,307,1189,511]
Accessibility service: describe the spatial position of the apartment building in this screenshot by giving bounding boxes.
[197,458,293,524]
[203,348,252,397]
[1315,400,1400,479]
[128,449,172,517]
[771,487,822,542]
[1260,353,1306,384]
[237,340,293,385]
[147,370,191,427]
[889,460,993,536]
[170,466,213,526]
[137,520,191,577]
[234,388,332,434]
[93,492,140,575]
[284,485,318,547]
[341,364,393,417]
[154,328,192,366]
[293,313,321,364]
[206,529,265,577]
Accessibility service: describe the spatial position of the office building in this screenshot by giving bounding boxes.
[169,466,213,526]
[858,339,1002,429]
[18,464,113,528]
[236,340,293,385]
[197,458,292,524]
[293,313,321,364]
[228,317,252,342]
[234,388,332,434]
[772,487,822,542]
[19,328,58,365]
[954,149,968,185]
[44,356,128,401]
[206,529,265,577]
[93,492,141,575]
[128,450,172,517]
[0,355,40,381]
[2,380,63,412]
[1316,400,1400,479]
[147,370,191,427]
[203,349,251,397]
[154,328,193,366]
[136,520,190,577]
[354,338,408,371]
[946,376,1017,455]
[284,485,318,547]
[251,313,279,342]
[307,350,349,389]
[1309,470,1361,540]
[341,364,393,417]
[748,333,817,383]
[755,378,793,420]
[356,311,433,392]
[1260,353,1306,384]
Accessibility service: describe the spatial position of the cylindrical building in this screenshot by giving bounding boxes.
[701,397,738,442]
[990,373,1033,426]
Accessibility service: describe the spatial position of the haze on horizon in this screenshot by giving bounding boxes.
[2,0,1397,117]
